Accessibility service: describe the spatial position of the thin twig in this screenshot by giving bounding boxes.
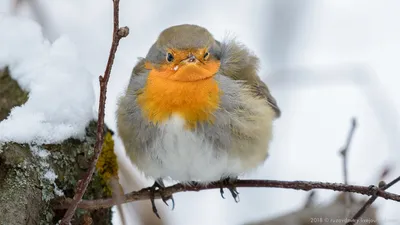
[339,118,357,218]
[110,177,127,225]
[303,191,316,208]
[53,179,400,210]
[384,176,400,189]
[346,175,400,225]
[59,0,128,224]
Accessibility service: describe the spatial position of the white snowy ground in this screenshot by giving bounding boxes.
[0,1,399,225]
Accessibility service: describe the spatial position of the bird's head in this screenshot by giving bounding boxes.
[144,24,221,82]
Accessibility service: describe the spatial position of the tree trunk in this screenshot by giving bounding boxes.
[0,68,112,224]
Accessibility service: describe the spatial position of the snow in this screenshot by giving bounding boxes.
[31,145,51,158]
[43,168,64,197]
[43,170,57,182]
[30,145,65,197]
[0,15,95,144]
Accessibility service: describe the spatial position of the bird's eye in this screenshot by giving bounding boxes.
[204,52,210,60]
[166,53,174,62]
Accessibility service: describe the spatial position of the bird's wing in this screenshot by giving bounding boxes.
[217,39,281,118]
[251,77,281,117]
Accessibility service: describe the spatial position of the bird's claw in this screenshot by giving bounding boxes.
[148,184,160,219]
[219,182,225,199]
[219,178,240,203]
[220,187,225,199]
[228,186,240,203]
[148,180,175,219]
[161,193,175,210]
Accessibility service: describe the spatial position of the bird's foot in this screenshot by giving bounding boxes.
[219,177,240,203]
[147,179,175,219]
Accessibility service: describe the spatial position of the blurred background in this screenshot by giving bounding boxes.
[1,0,400,224]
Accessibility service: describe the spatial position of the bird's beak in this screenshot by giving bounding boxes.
[181,54,198,64]
[156,51,219,81]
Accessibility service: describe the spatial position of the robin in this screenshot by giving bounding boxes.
[117,24,280,217]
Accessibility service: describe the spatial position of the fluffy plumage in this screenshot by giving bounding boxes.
[117,24,280,184]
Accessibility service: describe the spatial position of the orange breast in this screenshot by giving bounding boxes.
[137,71,221,129]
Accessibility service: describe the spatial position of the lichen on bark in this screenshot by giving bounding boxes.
[0,68,28,121]
[0,68,113,224]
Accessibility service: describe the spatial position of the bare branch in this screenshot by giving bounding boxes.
[110,177,127,225]
[339,118,357,218]
[385,176,400,189]
[53,179,400,210]
[379,165,392,180]
[59,0,128,224]
[303,191,316,208]
[346,175,400,225]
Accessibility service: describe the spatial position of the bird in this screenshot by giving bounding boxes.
[116,24,280,217]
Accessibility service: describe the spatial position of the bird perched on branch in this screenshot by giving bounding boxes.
[117,24,280,217]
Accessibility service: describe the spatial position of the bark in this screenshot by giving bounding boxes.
[0,68,112,224]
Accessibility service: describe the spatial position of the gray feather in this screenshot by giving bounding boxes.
[218,38,281,117]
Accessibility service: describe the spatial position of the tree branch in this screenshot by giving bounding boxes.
[59,0,128,224]
[346,175,400,225]
[339,118,357,218]
[54,179,400,210]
